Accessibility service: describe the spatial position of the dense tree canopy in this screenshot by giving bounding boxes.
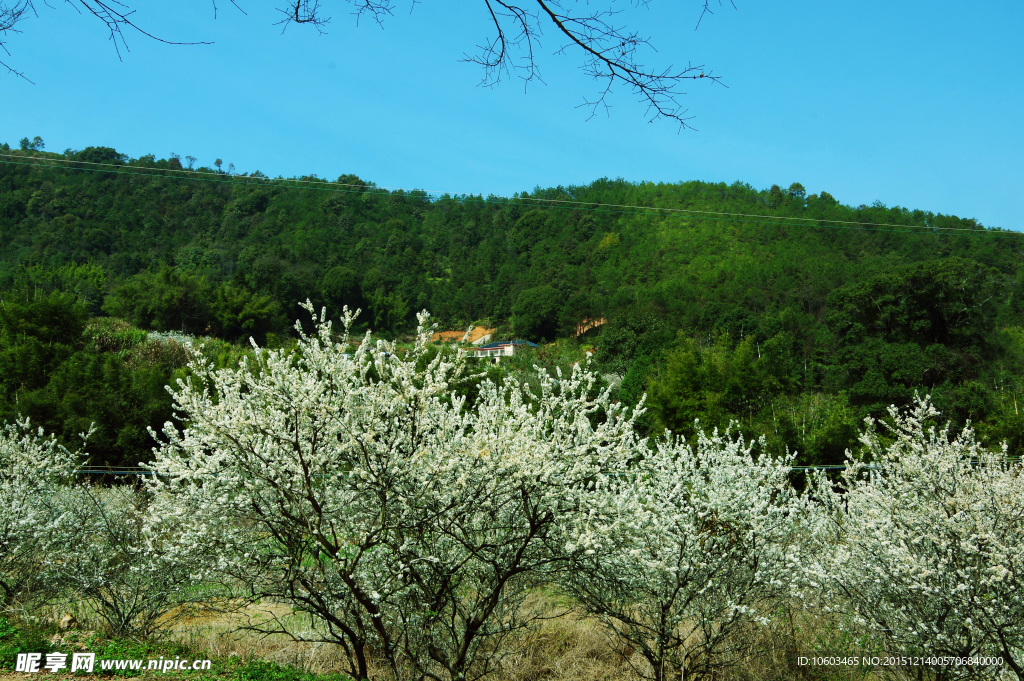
[1,144,1023,467]
[512,284,561,341]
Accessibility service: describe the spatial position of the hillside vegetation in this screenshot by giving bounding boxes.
[2,142,1024,468]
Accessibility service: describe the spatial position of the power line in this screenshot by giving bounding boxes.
[1,153,1020,240]
[0,152,991,233]
[1,153,1013,237]
[0,152,992,231]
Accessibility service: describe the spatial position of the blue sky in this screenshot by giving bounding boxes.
[3,0,1023,229]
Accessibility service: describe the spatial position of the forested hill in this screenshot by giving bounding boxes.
[2,143,1024,468]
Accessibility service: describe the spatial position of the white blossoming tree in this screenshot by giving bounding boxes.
[0,418,82,611]
[559,427,810,681]
[817,397,1024,680]
[147,305,642,681]
[50,484,210,640]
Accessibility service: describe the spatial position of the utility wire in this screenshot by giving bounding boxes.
[0,152,993,230]
[1,153,1020,240]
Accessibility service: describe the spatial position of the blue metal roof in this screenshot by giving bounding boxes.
[475,340,539,350]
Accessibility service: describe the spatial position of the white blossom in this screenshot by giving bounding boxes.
[812,396,1024,679]
[147,304,642,681]
[50,484,211,640]
[0,418,82,611]
[561,426,815,681]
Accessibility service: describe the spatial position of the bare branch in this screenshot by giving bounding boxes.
[2,0,212,80]
[274,0,328,33]
[695,0,735,31]
[0,0,36,81]
[346,0,394,27]
[3,0,728,127]
[211,0,248,21]
[0,56,33,81]
[459,0,726,128]
[461,0,543,89]
[65,0,212,61]
[533,0,725,128]
[0,0,32,34]
[274,0,397,33]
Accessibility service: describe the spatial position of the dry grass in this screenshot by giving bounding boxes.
[47,589,1013,681]
[159,599,644,681]
[164,602,349,675]
[129,594,904,681]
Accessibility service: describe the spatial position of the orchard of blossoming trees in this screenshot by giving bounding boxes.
[2,306,1023,681]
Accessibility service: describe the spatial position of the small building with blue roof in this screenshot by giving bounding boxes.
[469,340,539,362]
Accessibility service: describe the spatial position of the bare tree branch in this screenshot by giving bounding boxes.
[1,0,36,81]
[457,0,726,128]
[695,0,734,31]
[274,0,329,33]
[4,0,729,128]
[270,0,725,126]
[345,0,395,28]
[1,0,211,81]
[274,0,396,33]
[66,0,213,61]
[462,0,543,89]
[0,0,31,34]
[537,0,726,127]
[211,0,247,22]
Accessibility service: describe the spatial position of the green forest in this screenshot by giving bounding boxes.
[2,141,1024,469]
